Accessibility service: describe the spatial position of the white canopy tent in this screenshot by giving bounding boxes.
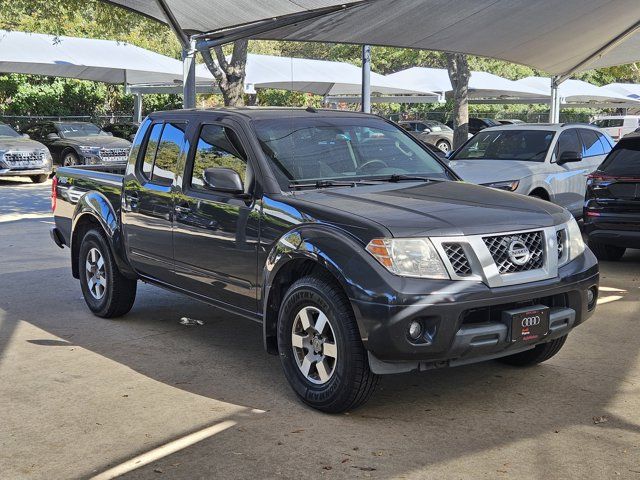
[104,0,640,121]
[513,76,640,108]
[0,29,214,121]
[195,54,438,99]
[384,67,546,101]
[603,83,640,100]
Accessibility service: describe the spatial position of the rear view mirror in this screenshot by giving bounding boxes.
[203,167,244,194]
[558,150,582,164]
[46,133,60,141]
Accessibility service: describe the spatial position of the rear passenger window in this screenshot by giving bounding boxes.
[190,124,247,192]
[141,123,163,179]
[153,122,186,185]
[579,129,605,157]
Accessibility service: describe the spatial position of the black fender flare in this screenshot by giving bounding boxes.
[70,191,136,279]
[262,224,389,351]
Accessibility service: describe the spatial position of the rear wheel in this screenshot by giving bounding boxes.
[497,335,567,367]
[588,239,626,261]
[277,273,378,413]
[78,228,137,318]
[30,174,48,183]
[435,140,451,152]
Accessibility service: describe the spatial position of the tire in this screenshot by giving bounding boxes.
[435,140,451,152]
[277,273,378,413]
[30,174,49,183]
[63,151,80,167]
[588,239,626,261]
[78,228,137,318]
[497,335,567,367]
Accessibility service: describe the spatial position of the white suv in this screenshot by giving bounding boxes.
[447,123,614,217]
[590,115,640,141]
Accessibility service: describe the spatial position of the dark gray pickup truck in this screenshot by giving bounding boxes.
[51,108,599,412]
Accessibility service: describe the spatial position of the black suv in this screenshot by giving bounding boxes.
[21,121,131,167]
[584,133,640,260]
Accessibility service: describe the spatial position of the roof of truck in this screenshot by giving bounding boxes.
[148,107,380,120]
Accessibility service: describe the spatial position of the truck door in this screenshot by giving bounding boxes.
[173,120,259,315]
[122,119,186,283]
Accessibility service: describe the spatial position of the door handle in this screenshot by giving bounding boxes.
[174,205,191,214]
[123,192,139,212]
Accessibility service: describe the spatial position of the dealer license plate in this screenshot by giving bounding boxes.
[503,305,549,343]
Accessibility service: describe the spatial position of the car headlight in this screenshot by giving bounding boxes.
[366,238,449,279]
[482,180,520,192]
[79,146,101,156]
[565,217,585,263]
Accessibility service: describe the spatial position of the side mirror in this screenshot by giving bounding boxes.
[203,167,244,194]
[46,133,60,141]
[558,150,582,164]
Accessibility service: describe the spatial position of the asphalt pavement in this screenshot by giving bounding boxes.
[0,177,639,479]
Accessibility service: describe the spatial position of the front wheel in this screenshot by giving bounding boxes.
[497,335,567,367]
[78,228,137,318]
[63,151,80,167]
[435,140,451,152]
[277,274,378,413]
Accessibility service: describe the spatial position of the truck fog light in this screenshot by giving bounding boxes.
[587,287,598,310]
[408,321,422,340]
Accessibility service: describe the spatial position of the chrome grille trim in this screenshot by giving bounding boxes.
[442,243,472,276]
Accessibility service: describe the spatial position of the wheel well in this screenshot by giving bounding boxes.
[263,259,344,355]
[71,215,102,279]
[529,187,550,201]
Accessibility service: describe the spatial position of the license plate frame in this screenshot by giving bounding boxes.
[503,305,550,344]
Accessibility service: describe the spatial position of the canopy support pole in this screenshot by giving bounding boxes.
[182,38,197,109]
[134,93,143,123]
[549,76,561,123]
[361,45,371,113]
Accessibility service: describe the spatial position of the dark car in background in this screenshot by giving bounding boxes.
[0,122,52,183]
[446,117,502,135]
[102,122,139,142]
[584,133,640,260]
[21,121,131,167]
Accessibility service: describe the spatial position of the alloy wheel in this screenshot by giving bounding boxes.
[85,247,107,300]
[291,306,338,385]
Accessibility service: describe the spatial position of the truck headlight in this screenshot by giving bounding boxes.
[565,217,585,263]
[366,238,449,279]
[481,180,520,192]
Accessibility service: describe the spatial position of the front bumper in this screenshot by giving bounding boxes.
[351,250,599,374]
[0,167,51,177]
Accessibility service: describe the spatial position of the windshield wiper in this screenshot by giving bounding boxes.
[374,174,437,183]
[289,179,380,190]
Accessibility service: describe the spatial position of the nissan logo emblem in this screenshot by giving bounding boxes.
[508,239,531,266]
[521,316,541,327]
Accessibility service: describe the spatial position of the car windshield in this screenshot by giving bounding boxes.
[56,122,106,138]
[253,116,449,189]
[0,124,21,138]
[453,129,555,162]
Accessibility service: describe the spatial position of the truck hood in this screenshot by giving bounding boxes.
[63,135,131,148]
[296,180,569,238]
[0,136,48,151]
[447,159,541,184]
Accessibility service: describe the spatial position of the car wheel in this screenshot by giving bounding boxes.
[78,228,137,318]
[277,273,378,413]
[30,174,49,183]
[497,335,567,367]
[588,239,626,261]
[63,151,80,167]
[435,140,451,152]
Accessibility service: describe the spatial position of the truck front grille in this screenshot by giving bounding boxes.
[482,230,544,274]
[443,243,472,276]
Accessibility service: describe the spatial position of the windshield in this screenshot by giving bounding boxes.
[56,122,106,138]
[0,124,21,138]
[453,129,555,162]
[253,116,449,189]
